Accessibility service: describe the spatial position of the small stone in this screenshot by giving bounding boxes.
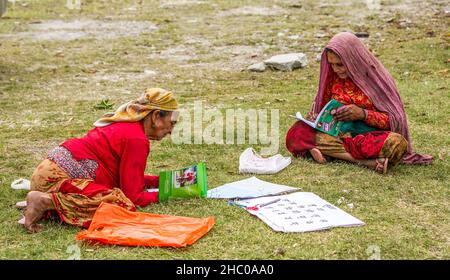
[316,54,322,62]
[274,248,285,256]
[264,53,308,71]
[82,68,97,74]
[398,19,413,29]
[247,62,266,72]
[347,203,354,209]
[55,51,65,57]
[144,69,157,76]
[354,32,369,38]
[386,17,395,23]
[287,35,300,40]
[444,8,450,17]
[315,32,327,38]
[426,30,435,37]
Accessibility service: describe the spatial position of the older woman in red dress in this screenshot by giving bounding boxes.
[286,32,433,174]
[22,88,179,233]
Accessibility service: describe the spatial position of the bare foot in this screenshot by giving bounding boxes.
[15,200,27,209]
[374,158,389,175]
[24,191,54,233]
[310,148,327,164]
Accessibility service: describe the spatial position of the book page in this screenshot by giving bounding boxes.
[314,99,343,136]
[207,176,298,199]
[294,99,339,128]
[238,192,364,232]
[295,112,316,127]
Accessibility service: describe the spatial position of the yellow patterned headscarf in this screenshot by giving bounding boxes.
[93,88,179,127]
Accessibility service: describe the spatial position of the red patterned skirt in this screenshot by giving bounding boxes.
[286,121,408,166]
[30,156,135,228]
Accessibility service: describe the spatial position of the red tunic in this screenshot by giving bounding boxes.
[322,76,390,130]
[61,122,159,207]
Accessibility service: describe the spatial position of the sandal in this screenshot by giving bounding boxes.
[374,158,389,175]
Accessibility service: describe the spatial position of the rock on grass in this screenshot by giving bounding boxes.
[264,53,308,71]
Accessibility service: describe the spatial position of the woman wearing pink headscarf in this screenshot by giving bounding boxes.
[286,32,433,174]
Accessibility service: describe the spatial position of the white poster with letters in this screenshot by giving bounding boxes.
[236,192,364,232]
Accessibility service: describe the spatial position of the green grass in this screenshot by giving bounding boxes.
[0,0,449,259]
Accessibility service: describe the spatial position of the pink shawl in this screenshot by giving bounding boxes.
[313,32,433,165]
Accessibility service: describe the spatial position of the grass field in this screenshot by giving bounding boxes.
[0,0,449,260]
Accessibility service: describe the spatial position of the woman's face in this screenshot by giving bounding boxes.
[327,51,348,79]
[143,110,178,141]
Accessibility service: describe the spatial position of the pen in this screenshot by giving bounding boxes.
[258,198,281,208]
[245,198,281,211]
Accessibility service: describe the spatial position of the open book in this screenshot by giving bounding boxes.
[158,162,207,202]
[293,99,344,137]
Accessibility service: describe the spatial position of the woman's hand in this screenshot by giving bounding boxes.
[332,104,366,121]
[306,111,318,121]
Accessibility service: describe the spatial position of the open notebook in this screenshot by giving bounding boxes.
[207,177,298,199]
[235,192,365,233]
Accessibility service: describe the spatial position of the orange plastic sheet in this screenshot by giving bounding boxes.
[76,202,215,247]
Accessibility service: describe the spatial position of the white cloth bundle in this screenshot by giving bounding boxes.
[11,178,31,190]
[239,148,291,174]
